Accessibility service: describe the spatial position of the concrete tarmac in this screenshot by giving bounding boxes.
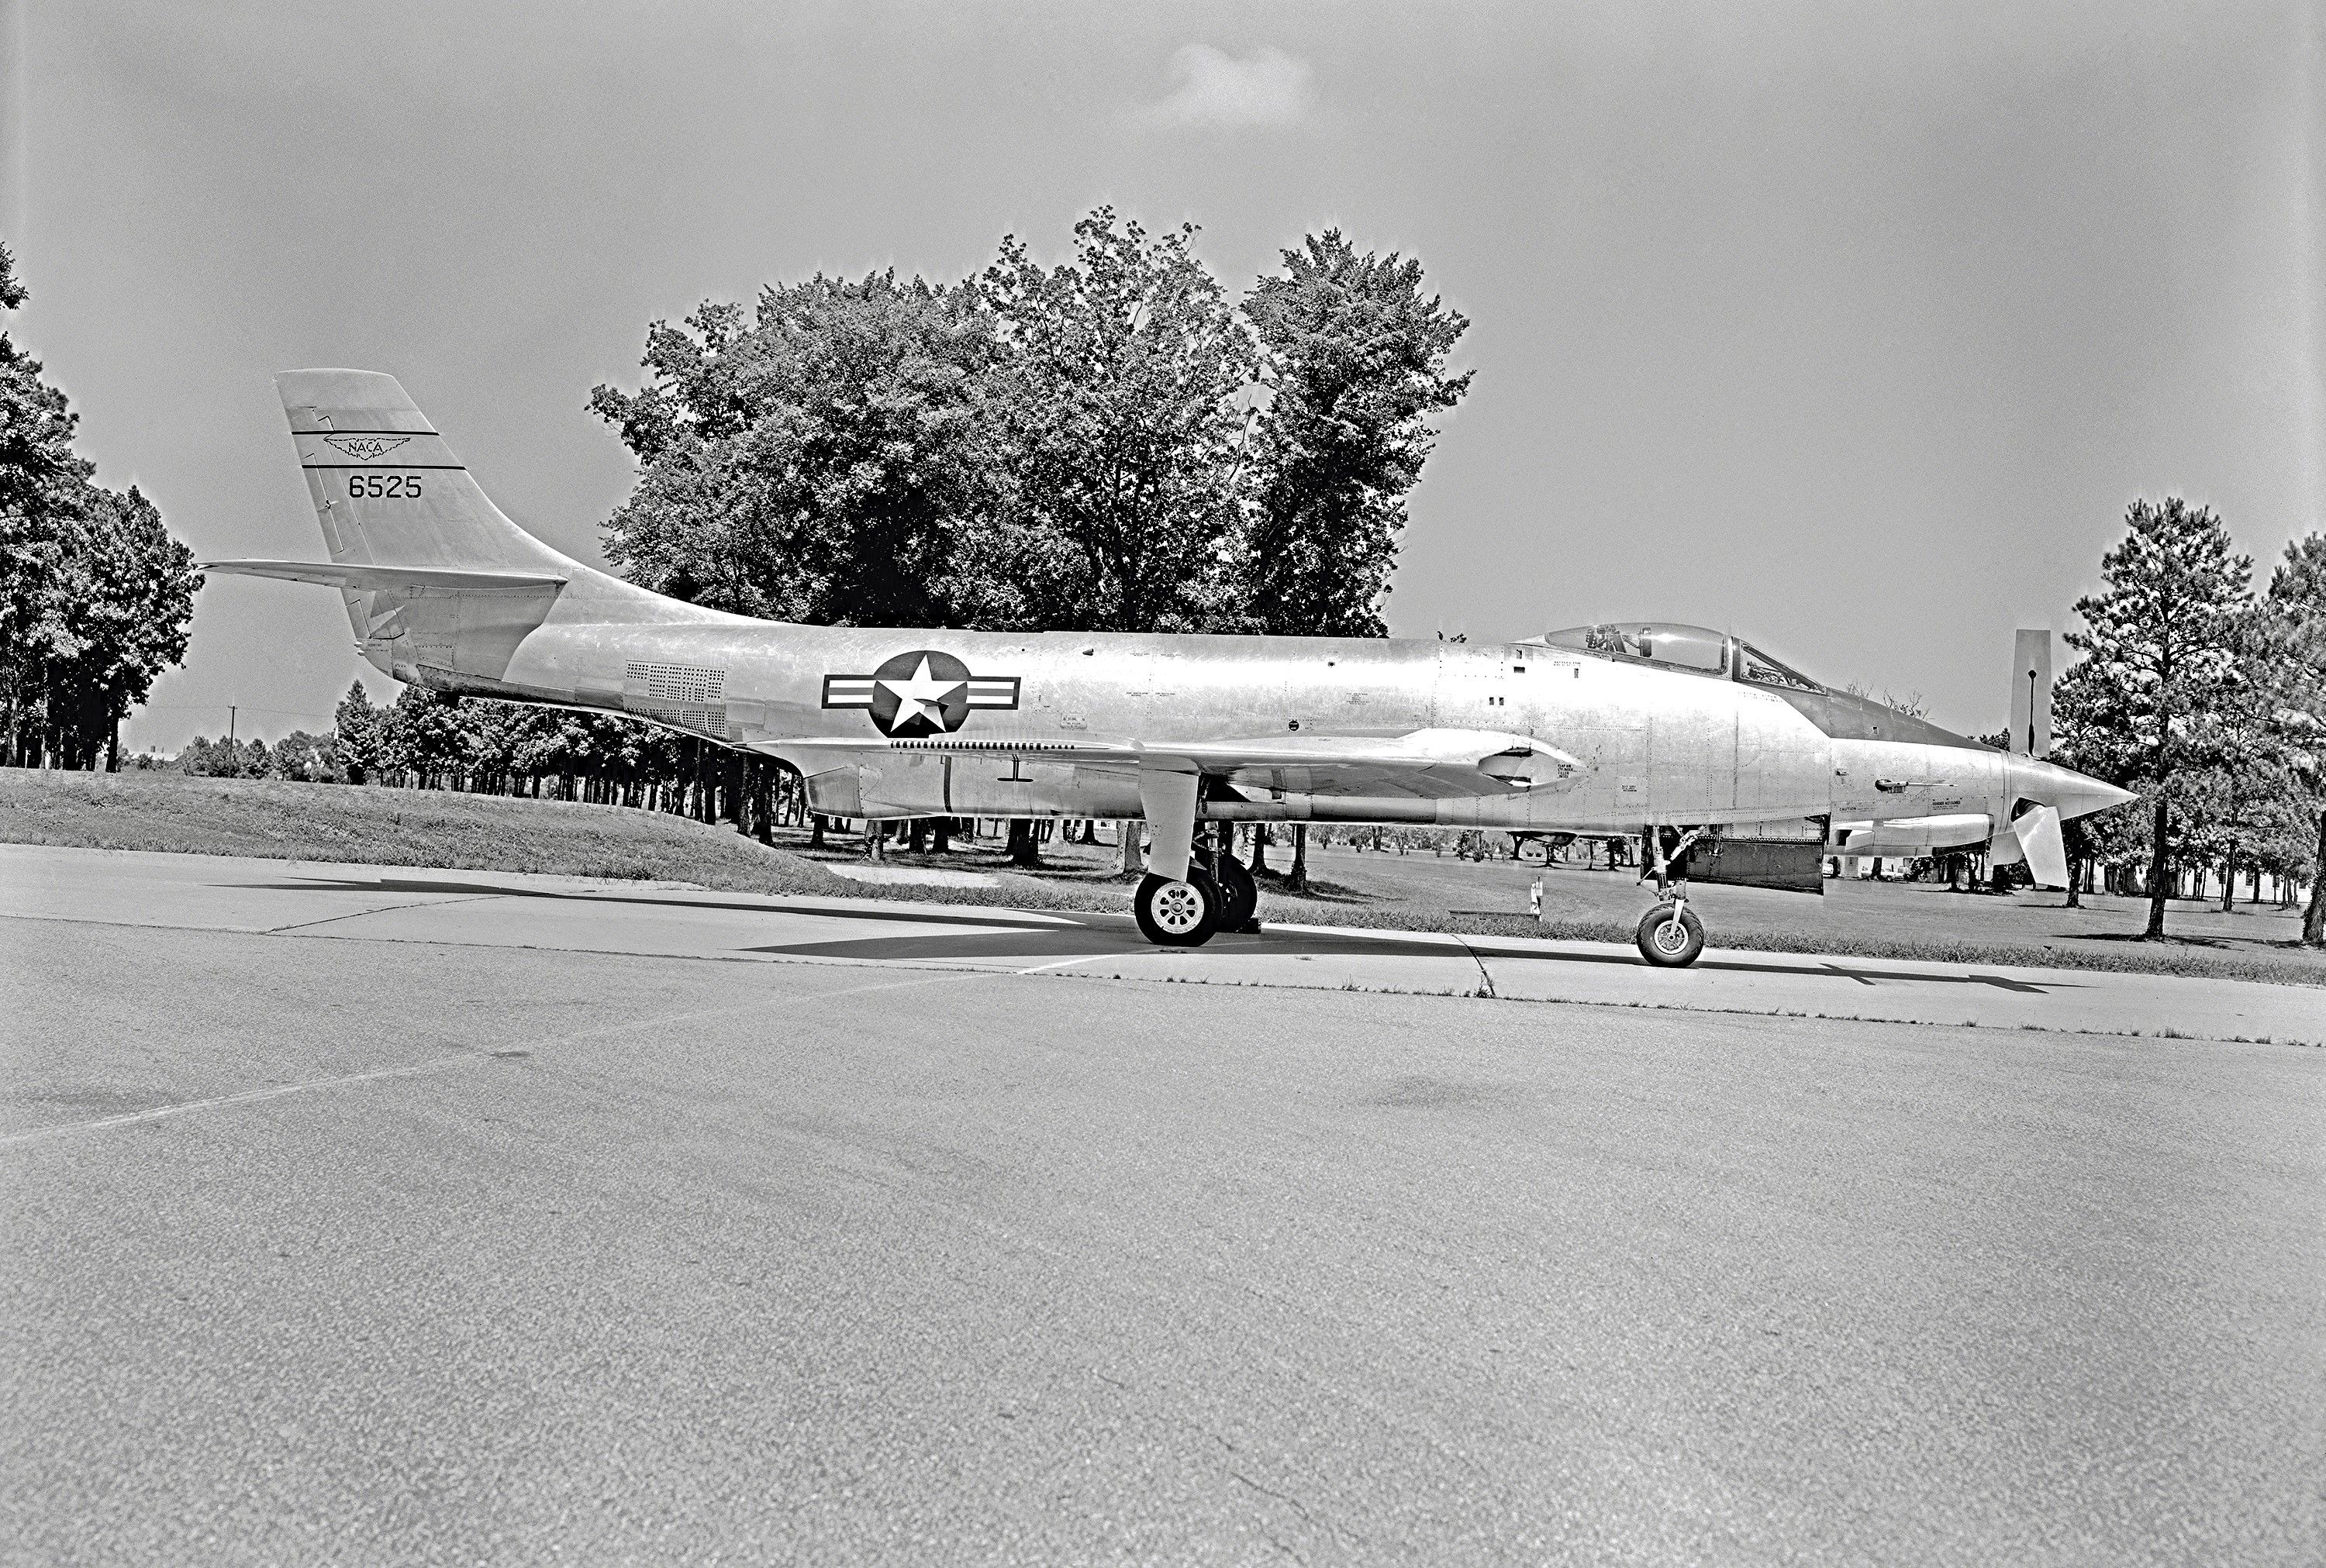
[3,845,2322,1564]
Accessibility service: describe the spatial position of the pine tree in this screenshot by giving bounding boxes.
[2057,498,2252,938]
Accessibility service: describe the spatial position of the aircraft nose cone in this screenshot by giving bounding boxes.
[2014,757,2135,821]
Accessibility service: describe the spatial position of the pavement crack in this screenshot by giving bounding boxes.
[1227,1467,1354,1556]
[264,893,504,934]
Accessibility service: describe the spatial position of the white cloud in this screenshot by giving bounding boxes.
[1138,45,1314,129]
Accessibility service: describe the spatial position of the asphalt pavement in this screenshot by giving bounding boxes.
[3,845,2321,1564]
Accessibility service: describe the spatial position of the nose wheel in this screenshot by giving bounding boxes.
[1635,899,1706,967]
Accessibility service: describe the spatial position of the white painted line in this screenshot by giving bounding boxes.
[1014,954,1119,975]
[0,968,992,1150]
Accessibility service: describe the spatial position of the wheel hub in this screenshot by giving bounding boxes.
[1153,882,1206,935]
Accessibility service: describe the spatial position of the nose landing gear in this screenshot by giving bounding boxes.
[1636,899,1705,967]
[1635,825,1710,968]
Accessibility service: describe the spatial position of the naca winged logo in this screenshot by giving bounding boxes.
[823,650,1019,738]
[323,434,412,461]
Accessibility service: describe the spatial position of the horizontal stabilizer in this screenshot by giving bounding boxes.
[202,560,568,593]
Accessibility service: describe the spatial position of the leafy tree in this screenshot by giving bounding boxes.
[270,730,340,782]
[374,687,475,791]
[593,272,1005,626]
[0,240,93,764]
[178,735,269,777]
[982,208,1257,633]
[2056,498,2251,938]
[45,484,198,767]
[1239,230,1470,638]
[0,240,198,767]
[2260,532,2326,943]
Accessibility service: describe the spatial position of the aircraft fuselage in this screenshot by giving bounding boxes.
[437,615,2072,839]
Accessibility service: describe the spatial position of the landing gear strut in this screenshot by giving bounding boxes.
[1635,825,1710,968]
[1206,823,1260,933]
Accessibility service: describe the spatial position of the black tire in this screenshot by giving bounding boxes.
[1134,872,1219,946]
[1635,902,1706,967]
[1211,853,1260,932]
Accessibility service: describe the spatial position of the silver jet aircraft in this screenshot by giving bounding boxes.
[208,370,2133,965]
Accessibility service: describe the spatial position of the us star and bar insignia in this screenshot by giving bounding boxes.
[823,650,1019,738]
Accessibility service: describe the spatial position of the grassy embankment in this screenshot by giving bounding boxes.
[0,767,855,897]
[5,767,2320,987]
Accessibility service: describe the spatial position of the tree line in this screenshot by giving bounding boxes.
[2054,501,2326,943]
[0,243,198,767]
[174,684,802,840]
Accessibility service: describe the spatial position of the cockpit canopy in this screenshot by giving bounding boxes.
[1535,622,1823,692]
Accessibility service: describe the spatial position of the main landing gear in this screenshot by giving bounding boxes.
[1635,825,1710,968]
[1134,872,1218,945]
[1130,823,1261,947]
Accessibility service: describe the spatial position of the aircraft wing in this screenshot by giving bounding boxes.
[765,728,1582,801]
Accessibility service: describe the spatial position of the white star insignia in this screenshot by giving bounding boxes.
[878,656,966,729]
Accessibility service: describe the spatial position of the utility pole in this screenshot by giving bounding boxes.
[227,705,237,747]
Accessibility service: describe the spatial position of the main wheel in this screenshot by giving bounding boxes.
[1134,872,1220,946]
[1634,902,1706,967]
[1516,837,1550,866]
[1210,853,1260,932]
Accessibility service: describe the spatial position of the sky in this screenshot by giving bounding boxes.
[6,0,2320,750]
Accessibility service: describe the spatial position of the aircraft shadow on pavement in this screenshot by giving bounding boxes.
[242,874,1078,932]
[247,873,2066,992]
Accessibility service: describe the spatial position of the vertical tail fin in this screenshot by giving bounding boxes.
[237,369,728,684]
[2007,629,2052,758]
[278,369,576,577]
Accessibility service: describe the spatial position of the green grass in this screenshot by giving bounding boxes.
[8,767,2321,988]
[0,767,854,897]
